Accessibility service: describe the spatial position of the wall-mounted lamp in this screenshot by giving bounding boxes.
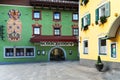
[69,50,72,55]
[37,50,41,55]
[42,50,46,56]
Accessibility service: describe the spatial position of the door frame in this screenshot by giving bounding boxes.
[48,46,66,61]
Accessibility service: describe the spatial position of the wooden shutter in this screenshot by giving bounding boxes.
[87,14,90,26]
[105,2,110,17]
[95,8,99,22]
[81,18,84,29]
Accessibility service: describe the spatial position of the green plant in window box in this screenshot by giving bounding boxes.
[95,21,98,25]
[95,56,104,72]
[83,25,88,30]
[81,0,89,6]
[100,16,107,24]
[96,16,107,25]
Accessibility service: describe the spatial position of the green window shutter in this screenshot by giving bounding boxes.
[81,18,84,29]
[95,8,99,22]
[105,2,110,17]
[87,14,90,26]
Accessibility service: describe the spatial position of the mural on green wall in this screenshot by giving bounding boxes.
[7,9,22,41]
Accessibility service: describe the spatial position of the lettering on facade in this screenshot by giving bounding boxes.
[40,42,74,46]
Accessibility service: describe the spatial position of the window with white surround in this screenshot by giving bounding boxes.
[99,38,107,55]
[81,13,90,30]
[95,2,110,24]
[83,16,88,27]
[99,5,105,18]
[4,46,35,58]
[83,40,88,54]
[111,43,117,58]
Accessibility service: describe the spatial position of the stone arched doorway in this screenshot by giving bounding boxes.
[107,16,120,38]
[48,47,66,61]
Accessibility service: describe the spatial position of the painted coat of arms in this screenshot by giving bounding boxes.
[7,9,22,41]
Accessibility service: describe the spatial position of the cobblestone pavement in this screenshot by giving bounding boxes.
[0,61,118,80]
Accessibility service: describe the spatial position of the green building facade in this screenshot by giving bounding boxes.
[0,2,79,63]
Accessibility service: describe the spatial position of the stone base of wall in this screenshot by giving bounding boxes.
[79,59,120,71]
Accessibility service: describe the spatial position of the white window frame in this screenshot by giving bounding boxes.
[83,40,88,54]
[33,27,40,35]
[99,5,106,18]
[4,46,35,58]
[34,11,40,19]
[53,12,60,20]
[73,13,78,21]
[110,42,117,59]
[83,16,88,27]
[33,11,41,20]
[98,38,107,55]
[73,28,78,36]
[54,28,60,36]
[96,1,110,20]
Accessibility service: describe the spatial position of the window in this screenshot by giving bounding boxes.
[4,46,35,58]
[32,10,41,20]
[32,24,41,36]
[54,28,60,36]
[99,6,105,18]
[53,12,61,21]
[99,38,106,55]
[111,43,117,58]
[83,40,88,54]
[81,13,90,30]
[26,48,34,56]
[16,48,24,56]
[73,28,78,36]
[72,13,78,21]
[5,48,14,57]
[95,2,110,24]
[33,27,40,35]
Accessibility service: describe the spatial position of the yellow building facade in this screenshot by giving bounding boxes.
[79,0,120,67]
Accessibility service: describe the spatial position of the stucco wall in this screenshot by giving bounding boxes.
[79,0,120,62]
[0,4,79,63]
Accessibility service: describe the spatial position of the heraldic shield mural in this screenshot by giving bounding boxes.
[7,9,22,41]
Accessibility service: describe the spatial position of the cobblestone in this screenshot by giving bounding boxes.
[0,61,117,80]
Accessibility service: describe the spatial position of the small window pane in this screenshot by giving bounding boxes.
[33,11,41,20]
[16,48,24,56]
[99,6,105,18]
[99,38,106,55]
[54,12,60,20]
[73,13,78,21]
[111,43,116,58]
[26,48,34,56]
[34,27,40,35]
[34,11,40,18]
[83,16,88,26]
[101,39,106,46]
[5,48,14,57]
[83,40,88,54]
[73,28,78,36]
[54,28,60,35]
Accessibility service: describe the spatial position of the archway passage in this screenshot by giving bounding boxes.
[107,16,120,38]
[50,48,65,61]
